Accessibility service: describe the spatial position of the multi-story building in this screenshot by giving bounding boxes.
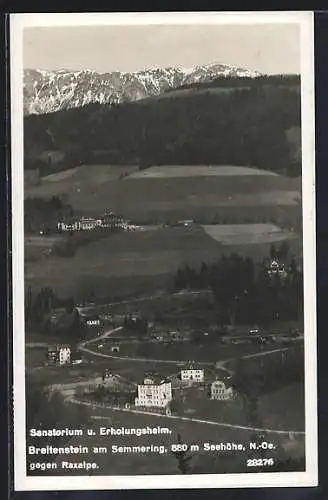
[210,380,234,401]
[57,219,79,232]
[57,211,133,233]
[180,365,205,382]
[135,374,172,408]
[57,217,102,232]
[79,217,103,230]
[58,346,71,365]
[47,346,58,364]
[47,345,71,365]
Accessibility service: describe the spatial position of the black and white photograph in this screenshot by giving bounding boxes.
[11,12,317,490]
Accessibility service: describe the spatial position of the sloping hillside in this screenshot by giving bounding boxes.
[24,75,301,178]
[25,165,302,231]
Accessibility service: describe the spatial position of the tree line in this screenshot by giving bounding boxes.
[24,82,301,178]
[25,286,84,340]
[166,73,300,93]
[123,315,148,335]
[174,248,303,326]
[25,196,74,234]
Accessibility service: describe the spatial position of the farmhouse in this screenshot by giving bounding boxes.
[210,380,234,401]
[180,365,204,382]
[110,346,120,353]
[47,345,71,365]
[135,374,172,408]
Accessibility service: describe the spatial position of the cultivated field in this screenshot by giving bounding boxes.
[25,164,301,226]
[25,235,64,261]
[202,224,297,245]
[25,164,138,200]
[25,224,303,297]
[25,227,222,296]
[128,165,279,179]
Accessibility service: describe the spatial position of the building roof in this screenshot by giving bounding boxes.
[142,373,170,385]
[181,364,204,371]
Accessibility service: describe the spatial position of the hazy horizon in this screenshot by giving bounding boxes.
[23,24,301,75]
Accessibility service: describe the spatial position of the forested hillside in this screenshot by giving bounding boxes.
[24,75,301,178]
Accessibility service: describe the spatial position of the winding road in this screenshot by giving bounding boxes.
[57,325,305,438]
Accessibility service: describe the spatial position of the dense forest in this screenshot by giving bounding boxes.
[174,246,303,326]
[164,73,300,92]
[25,196,75,234]
[24,76,301,178]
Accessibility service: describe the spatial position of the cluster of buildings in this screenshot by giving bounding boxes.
[134,366,234,411]
[47,345,83,366]
[47,345,72,365]
[266,258,288,279]
[57,211,138,233]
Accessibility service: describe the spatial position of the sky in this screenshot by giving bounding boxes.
[23,23,300,75]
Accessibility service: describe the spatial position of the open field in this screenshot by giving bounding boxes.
[203,224,298,245]
[25,222,303,297]
[25,164,138,200]
[258,383,305,432]
[26,351,186,386]
[128,165,279,179]
[25,164,301,224]
[177,382,304,432]
[96,340,277,363]
[25,235,63,247]
[25,224,303,297]
[25,227,222,295]
[25,235,64,261]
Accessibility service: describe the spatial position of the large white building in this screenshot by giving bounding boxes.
[47,345,71,365]
[135,375,172,408]
[57,211,133,233]
[180,365,204,382]
[210,380,234,401]
[58,346,71,365]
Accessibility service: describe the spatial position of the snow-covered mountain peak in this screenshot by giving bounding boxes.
[24,62,261,115]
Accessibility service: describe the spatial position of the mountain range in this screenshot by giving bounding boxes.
[23,63,261,115]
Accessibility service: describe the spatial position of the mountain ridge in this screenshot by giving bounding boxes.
[24,63,261,115]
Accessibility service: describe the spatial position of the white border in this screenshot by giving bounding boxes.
[11,11,317,491]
